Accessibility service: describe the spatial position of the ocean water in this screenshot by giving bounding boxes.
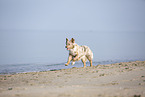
[0,59,143,75]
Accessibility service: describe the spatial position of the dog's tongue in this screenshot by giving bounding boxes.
[67,48,70,50]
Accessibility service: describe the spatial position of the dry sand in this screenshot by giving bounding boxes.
[0,61,145,97]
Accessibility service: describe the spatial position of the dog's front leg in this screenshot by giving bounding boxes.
[65,55,72,66]
[73,55,79,61]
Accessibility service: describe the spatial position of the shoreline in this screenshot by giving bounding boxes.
[0,61,145,97]
[1,59,144,75]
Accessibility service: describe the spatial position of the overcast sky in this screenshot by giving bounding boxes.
[0,0,145,31]
[0,0,145,65]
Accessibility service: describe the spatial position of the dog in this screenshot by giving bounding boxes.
[65,38,93,68]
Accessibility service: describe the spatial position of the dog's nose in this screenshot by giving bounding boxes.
[65,46,67,48]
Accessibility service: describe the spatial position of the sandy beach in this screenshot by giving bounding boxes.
[0,61,145,97]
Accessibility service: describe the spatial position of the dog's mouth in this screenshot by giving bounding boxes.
[65,45,74,50]
[65,46,70,50]
[66,47,70,50]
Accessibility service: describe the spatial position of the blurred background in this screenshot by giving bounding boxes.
[0,0,145,65]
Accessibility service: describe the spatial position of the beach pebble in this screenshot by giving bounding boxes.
[8,87,13,90]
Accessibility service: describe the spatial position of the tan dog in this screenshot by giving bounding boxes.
[65,38,93,68]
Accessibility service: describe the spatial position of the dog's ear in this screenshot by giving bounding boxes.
[66,38,69,44]
[71,38,75,43]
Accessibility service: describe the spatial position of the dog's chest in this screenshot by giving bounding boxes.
[69,45,85,57]
[69,48,77,56]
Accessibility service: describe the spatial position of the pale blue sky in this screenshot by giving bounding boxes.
[0,0,145,31]
[0,0,145,64]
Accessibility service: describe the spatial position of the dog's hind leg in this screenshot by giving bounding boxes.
[89,60,93,67]
[86,55,93,67]
[81,58,87,68]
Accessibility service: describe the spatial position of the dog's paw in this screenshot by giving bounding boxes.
[65,63,69,66]
[71,61,75,65]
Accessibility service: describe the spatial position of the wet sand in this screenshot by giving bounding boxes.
[0,61,145,97]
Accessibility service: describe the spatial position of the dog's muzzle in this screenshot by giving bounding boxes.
[65,46,69,50]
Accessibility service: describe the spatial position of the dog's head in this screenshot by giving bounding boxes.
[65,38,75,50]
